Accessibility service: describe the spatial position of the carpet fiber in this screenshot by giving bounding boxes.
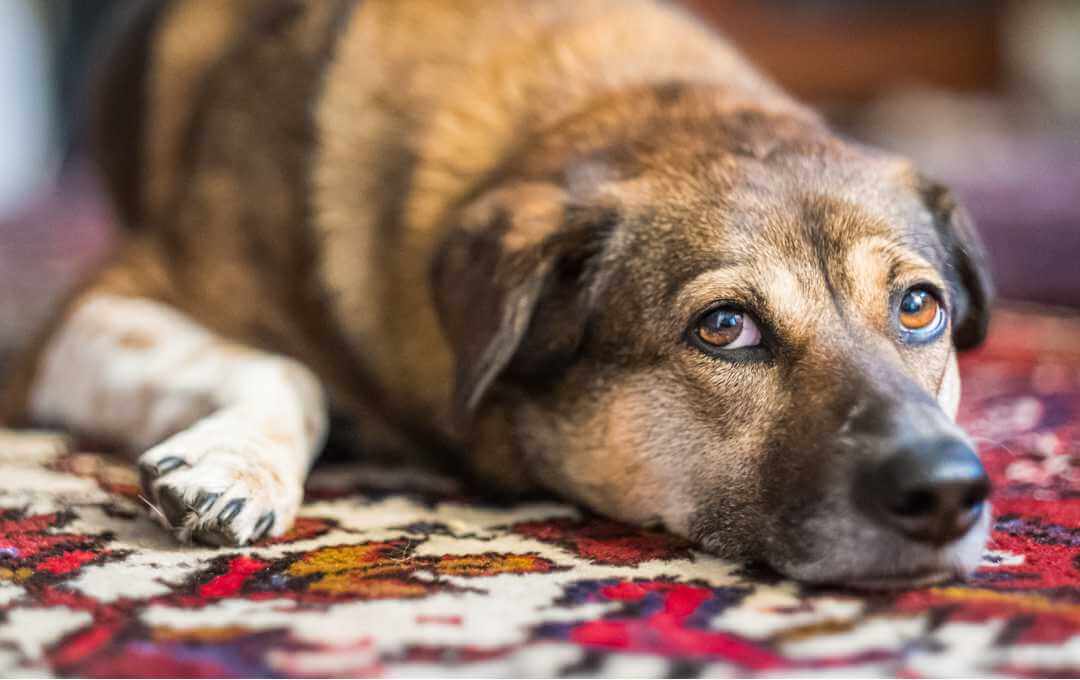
[0,306,1077,677]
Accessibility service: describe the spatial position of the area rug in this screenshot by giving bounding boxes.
[0,306,1077,677]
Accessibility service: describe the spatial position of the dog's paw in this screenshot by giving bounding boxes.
[137,423,303,547]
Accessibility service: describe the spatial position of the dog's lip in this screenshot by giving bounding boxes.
[839,568,956,591]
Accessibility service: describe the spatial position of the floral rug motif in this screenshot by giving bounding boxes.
[0,307,1077,677]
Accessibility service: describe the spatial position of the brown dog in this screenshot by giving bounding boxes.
[1,0,993,586]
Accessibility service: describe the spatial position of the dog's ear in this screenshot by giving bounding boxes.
[919,179,994,350]
[433,182,615,428]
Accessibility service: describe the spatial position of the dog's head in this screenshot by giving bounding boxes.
[433,88,993,587]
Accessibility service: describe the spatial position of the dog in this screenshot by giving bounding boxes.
[0,0,993,587]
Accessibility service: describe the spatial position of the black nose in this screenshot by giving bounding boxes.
[865,439,990,545]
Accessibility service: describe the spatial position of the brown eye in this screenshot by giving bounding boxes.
[695,308,761,350]
[898,288,945,340]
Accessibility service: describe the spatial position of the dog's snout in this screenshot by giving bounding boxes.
[865,439,990,545]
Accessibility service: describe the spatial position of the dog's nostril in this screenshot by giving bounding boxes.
[962,482,990,511]
[890,488,937,517]
[863,439,990,545]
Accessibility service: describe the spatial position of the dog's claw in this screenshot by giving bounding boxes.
[192,491,221,514]
[252,512,275,542]
[218,498,246,523]
[139,456,189,501]
[155,456,188,474]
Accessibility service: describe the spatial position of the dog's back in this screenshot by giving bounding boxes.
[80,0,367,403]
[75,0,793,434]
[93,0,321,226]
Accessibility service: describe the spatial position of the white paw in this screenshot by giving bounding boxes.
[137,419,303,547]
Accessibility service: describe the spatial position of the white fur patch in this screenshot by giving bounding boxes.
[29,294,328,545]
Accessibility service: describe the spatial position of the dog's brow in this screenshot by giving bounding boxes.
[846,236,942,288]
[671,265,770,319]
[662,256,748,305]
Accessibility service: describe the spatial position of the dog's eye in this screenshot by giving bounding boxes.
[898,287,945,342]
[695,308,762,350]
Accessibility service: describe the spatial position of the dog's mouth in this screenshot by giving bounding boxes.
[749,500,992,589]
[734,559,959,591]
[837,567,957,591]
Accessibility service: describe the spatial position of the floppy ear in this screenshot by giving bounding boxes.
[920,179,994,350]
[432,182,615,429]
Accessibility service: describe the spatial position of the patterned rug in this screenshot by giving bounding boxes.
[0,306,1077,677]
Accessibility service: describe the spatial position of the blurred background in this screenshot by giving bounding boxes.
[0,0,1078,367]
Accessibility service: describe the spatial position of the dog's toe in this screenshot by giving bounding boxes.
[138,455,189,493]
[190,505,274,547]
[252,511,276,541]
[154,483,193,526]
[195,525,236,548]
[188,495,278,547]
[191,490,222,514]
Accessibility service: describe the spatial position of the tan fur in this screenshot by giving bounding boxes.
[314,0,802,425]
[143,0,253,220]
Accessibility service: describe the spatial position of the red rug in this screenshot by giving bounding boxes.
[0,305,1077,677]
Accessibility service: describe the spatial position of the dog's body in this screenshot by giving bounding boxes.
[1,0,993,585]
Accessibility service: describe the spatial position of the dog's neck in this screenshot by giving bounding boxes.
[402,2,796,237]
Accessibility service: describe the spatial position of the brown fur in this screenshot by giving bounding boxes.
[2,0,991,581]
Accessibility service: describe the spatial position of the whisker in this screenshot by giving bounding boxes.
[969,435,1023,458]
[138,493,173,528]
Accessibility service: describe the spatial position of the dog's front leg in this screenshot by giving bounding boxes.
[29,293,327,545]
